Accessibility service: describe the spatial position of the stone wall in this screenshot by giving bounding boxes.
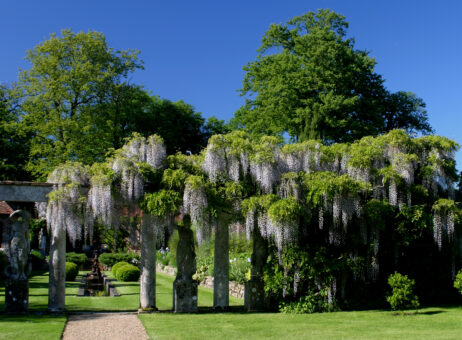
[156,264,245,300]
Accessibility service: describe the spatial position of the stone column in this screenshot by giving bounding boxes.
[173,215,198,312]
[48,220,66,312]
[213,216,229,309]
[139,215,157,311]
[245,223,268,311]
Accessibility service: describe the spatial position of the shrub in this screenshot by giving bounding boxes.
[386,272,419,311]
[112,261,130,277]
[115,264,140,282]
[30,250,46,270]
[193,265,209,283]
[454,269,462,294]
[279,289,331,314]
[99,252,140,267]
[66,252,87,269]
[229,254,251,284]
[65,262,79,281]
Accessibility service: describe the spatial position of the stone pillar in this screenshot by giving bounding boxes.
[48,221,66,312]
[213,216,229,309]
[245,225,267,311]
[5,210,31,314]
[5,279,28,313]
[173,216,198,312]
[139,215,157,311]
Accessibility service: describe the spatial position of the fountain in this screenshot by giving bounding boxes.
[77,250,120,297]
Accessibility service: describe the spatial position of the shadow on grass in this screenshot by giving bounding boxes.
[418,310,445,316]
[0,315,64,323]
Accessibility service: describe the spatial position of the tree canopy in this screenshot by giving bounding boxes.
[0,84,30,180]
[232,9,432,143]
[11,30,225,180]
[16,29,143,179]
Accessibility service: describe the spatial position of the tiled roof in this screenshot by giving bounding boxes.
[0,201,13,215]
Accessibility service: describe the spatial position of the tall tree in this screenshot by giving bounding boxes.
[17,29,143,179]
[232,9,432,143]
[380,91,432,135]
[128,97,222,155]
[0,84,30,180]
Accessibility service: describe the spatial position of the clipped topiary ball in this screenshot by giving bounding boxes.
[115,264,140,282]
[65,262,79,281]
[112,261,131,277]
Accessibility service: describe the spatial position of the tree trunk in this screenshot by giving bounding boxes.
[139,215,157,311]
[213,216,229,309]
[48,222,66,312]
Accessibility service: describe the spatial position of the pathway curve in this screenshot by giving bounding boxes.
[62,313,149,340]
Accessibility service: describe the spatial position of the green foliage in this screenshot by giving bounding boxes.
[233,9,432,143]
[229,255,252,284]
[165,230,180,268]
[142,190,182,217]
[268,196,302,223]
[242,194,279,215]
[161,168,189,190]
[279,289,331,314]
[303,172,368,206]
[98,252,140,267]
[65,262,79,281]
[0,250,9,278]
[28,218,46,249]
[93,223,129,252]
[194,234,252,283]
[0,84,31,180]
[386,272,420,311]
[66,252,87,269]
[115,264,140,282]
[30,250,46,270]
[111,261,131,277]
[193,265,210,283]
[396,205,430,246]
[364,199,395,232]
[17,29,143,179]
[131,97,212,155]
[264,246,342,302]
[432,199,459,216]
[454,270,462,294]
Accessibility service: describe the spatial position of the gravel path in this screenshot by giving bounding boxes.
[62,313,149,340]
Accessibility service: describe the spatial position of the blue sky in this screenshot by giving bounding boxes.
[1,1,461,167]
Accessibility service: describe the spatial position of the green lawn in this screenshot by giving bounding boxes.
[3,272,462,340]
[0,270,243,312]
[0,270,242,339]
[139,307,462,340]
[0,315,66,340]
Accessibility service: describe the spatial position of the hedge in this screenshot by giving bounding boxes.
[112,261,130,277]
[65,262,79,281]
[115,264,140,282]
[99,252,140,267]
[66,252,87,269]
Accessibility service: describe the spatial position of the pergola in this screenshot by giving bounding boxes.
[0,181,263,313]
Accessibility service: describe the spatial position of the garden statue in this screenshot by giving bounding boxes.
[6,210,31,280]
[38,228,47,257]
[4,209,31,313]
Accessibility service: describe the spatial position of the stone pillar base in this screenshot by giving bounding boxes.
[244,279,266,312]
[5,279,28,313]
[173,279,198,313]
